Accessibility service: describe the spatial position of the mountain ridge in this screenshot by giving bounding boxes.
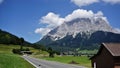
[37,17,120,50]
[46,17,118,41]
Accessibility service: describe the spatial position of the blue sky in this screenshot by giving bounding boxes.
[0,0,120,43]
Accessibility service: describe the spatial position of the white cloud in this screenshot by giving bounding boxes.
[71,0,120,7]
[35,9,108,37]
[102,0,120,4]
[35,28,51,36]
[94,11,109,23]
[40,12,65,29]
[65,9,94,21]
[71,0,99,7]
[0,0,3,4]
[35,12,65,36]
[95,11,103,17]
[64,9,107,22]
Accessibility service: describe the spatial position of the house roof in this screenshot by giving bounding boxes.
[103,43,120,56]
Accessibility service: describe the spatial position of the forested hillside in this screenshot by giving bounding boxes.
[0,29,21,44]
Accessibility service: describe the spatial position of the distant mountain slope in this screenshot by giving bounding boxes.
[37,17,120,51]
[0,29,31,46]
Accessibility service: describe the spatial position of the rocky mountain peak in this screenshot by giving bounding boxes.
[46,17,117,41]
[37,10,120,50]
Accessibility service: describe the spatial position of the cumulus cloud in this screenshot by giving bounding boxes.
[35,28,51,36]
[71,0,120,7]
[0,0,3,4]
[71,0,99,7]
[65,9,94,21]
[95,11,103,17]
[102,0,120,4]
[35,12,64,36]
[40,12,65,29]
[64,9,108,24]
[35,9,108,37]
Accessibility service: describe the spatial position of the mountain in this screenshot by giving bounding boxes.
[0,29,31,46]
[37,17,120,51]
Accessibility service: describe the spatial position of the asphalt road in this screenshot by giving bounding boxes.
[22,56,86,68]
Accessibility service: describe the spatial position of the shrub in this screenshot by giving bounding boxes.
[12,49,22,54]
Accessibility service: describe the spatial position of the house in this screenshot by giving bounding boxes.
[90,43,120,68]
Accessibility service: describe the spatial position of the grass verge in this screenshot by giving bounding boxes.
[39,56,91,68]
[0,53,35,68]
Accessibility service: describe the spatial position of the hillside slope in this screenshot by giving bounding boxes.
[0,44,36,68]
[0,29,32,46]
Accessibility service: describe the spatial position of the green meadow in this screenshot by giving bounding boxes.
[0,44,92,68]
[39,55,91,68]
[0,44,35,68]
[0,53,35,68]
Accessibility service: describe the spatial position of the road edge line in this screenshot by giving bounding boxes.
[22,56,39,68]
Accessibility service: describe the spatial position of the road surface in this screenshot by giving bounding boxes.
[22,56,86,68]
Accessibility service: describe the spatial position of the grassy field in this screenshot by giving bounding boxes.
[0,44,92,68]
[0,44,40,54]
[0,53,35,68]
[0,44,35,68]
[39,56,91,68]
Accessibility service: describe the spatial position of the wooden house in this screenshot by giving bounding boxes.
[90,43,120,68]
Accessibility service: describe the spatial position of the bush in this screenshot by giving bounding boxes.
[12,49,22,54]
[55,51,60,55]
[12,48,32,55]
[47,47,55,57]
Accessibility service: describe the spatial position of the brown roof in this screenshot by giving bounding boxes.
[103,43,120,56]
